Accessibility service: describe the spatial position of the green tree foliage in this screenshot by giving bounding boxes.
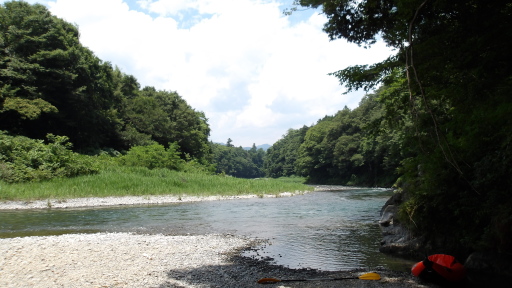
[295,0,512,254]
[0,1,211,162]
[0,131,98,183]
[0,1,120,150]
[264,126,309,178]
[295,114,338,181]
[118,86,211,159]
[248,143,265,170]
[297,94,401,186]
[119,143,184,171]
[211,141,265,178]
[265,90,402,186]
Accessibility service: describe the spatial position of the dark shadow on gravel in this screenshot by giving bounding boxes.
[157,243,439,288]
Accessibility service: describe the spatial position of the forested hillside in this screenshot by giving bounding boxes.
[0,1,210,158]
[283,0,512,257]
[0,1,268,181]
[264,91,402,187]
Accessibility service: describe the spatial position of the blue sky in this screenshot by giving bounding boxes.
[3,0,393,147]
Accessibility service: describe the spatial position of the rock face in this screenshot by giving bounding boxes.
[378,192,424,258]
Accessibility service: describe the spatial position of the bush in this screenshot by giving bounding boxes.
[180,158,216,174]
[0,132,99,183]
[119,143,185,170]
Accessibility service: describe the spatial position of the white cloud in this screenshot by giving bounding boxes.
[139,0,194,15]
[10,0,394,147]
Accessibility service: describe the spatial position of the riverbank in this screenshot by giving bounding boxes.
[0,191,309,210]
[0,188,438,287]
[0,185,373,210]
[0,232,433,288]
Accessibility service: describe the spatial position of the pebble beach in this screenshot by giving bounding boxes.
[0,194,434,288]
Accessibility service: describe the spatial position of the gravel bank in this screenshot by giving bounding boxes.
[0,190,437,287]
[0,233,434,288]
[0,185,368,211]
[0,186,370,211]
[0,192,311,210]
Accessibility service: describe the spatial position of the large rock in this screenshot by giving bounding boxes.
[464,251,512,287]
[465,251,512,276]
[378,191,425,258]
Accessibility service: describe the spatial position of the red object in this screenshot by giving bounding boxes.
[412,254,466,283]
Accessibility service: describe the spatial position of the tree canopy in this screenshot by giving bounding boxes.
[0,1,211,160]
[211,141,266,178]
[264,91,402,187]
[291,0,512,254]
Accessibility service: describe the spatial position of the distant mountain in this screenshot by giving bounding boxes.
[243,144,271,151]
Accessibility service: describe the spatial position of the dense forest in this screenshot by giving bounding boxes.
[0,1,210,157]
[288,0,512,257]
[264,91,402,187]
[0,1,266,179]
[2,0,512,259]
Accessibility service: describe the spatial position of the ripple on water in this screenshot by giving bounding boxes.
[0,188,415,271]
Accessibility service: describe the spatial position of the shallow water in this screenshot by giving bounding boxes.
[0,187,415,271]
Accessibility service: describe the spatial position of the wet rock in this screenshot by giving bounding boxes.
[380,192,403,215]
[379,204,398,227]
[378,192,424,258]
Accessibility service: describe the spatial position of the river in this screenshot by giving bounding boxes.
[0,186,415,272]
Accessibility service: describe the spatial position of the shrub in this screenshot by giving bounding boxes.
[0,131,98,183]
[119,143,185,170]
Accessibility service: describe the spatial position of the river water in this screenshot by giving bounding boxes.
[0,187,415,272]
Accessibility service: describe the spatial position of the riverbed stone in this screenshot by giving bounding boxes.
[0,233,434,288]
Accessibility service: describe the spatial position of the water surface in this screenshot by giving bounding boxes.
[0,187,414,271]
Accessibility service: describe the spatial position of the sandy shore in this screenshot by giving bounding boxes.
[0,233,433,288]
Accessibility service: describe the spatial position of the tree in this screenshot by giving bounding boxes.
[0,1,211,162]
[151,89,210,160]
[0,1,121,150]
[264,127,309,178]
[120,143,184,171]
[295,114,338,182]
[295,0,512,254]
[248,143,265,171]
[211,142,265,178]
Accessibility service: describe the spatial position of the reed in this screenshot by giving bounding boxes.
[0,166,311,201]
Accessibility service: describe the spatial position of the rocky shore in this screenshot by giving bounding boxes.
[0,191,436,288]
[0,185,357,211]
[0,232,433,288]
[0,192,303,210]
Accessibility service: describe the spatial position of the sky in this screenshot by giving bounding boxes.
[4,0,394,147]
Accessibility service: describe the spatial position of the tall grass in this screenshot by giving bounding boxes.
[0,165,311,201]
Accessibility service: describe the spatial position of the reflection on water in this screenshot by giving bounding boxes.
[0,187,415,271]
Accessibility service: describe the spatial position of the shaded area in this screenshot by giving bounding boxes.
[157,244,435,288]
[159,243,512,288]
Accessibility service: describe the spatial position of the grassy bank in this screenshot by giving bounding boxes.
[0,166,312,201]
